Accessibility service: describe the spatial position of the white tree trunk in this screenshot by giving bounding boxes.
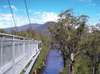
[71,53,74,74]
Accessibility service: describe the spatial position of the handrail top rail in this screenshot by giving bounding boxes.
[0,33,42,43]
[0,32,31,40]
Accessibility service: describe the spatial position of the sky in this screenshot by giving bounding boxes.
[0,0,100,28]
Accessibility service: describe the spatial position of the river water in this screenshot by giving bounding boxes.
[43,49,64,74]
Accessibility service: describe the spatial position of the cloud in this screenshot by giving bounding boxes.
[0,13,12,28]
[0,13,12,21]
[0,11,59,28]
[31,11,59,24]
[3,5,17,11]
[0,13,28,28]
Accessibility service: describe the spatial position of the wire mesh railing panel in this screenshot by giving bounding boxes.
[0,33,41,74]
[2,40,13,66]
[15,40,24,59]
[0,39,2,68]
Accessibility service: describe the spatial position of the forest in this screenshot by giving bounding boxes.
[49,10,100,74]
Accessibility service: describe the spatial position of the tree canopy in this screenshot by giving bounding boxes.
[49,9,100,74]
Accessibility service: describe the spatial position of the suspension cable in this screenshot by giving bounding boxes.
[7,0,17,32]
[24,0,31,24]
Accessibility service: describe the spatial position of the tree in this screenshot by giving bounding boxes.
[49,9,89,74]
[81,25,100,74]
[0,29,6,33]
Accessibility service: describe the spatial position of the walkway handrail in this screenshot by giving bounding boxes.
[0,33,31,40]
[0,33,41,74]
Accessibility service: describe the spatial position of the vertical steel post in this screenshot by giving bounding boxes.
[12,36,15,74]
[0,37,3,68]
[23,39,25,56]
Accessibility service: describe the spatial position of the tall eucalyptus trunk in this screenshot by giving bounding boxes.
[68,53,74,74]
[93,64,96,74]
[92,63,99,74]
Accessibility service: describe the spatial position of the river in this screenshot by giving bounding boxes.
[42,49,64,74]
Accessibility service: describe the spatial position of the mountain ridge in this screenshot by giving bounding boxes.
[5,21,56,34]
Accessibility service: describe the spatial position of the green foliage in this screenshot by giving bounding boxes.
[0,29,6,33]
[74,54,92,74]
[11,29,42,40]
[33,44,49,69]
[30,37,50,74]
[60,66,68,74]
[98,63,100,73]
[49,9,100,74]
